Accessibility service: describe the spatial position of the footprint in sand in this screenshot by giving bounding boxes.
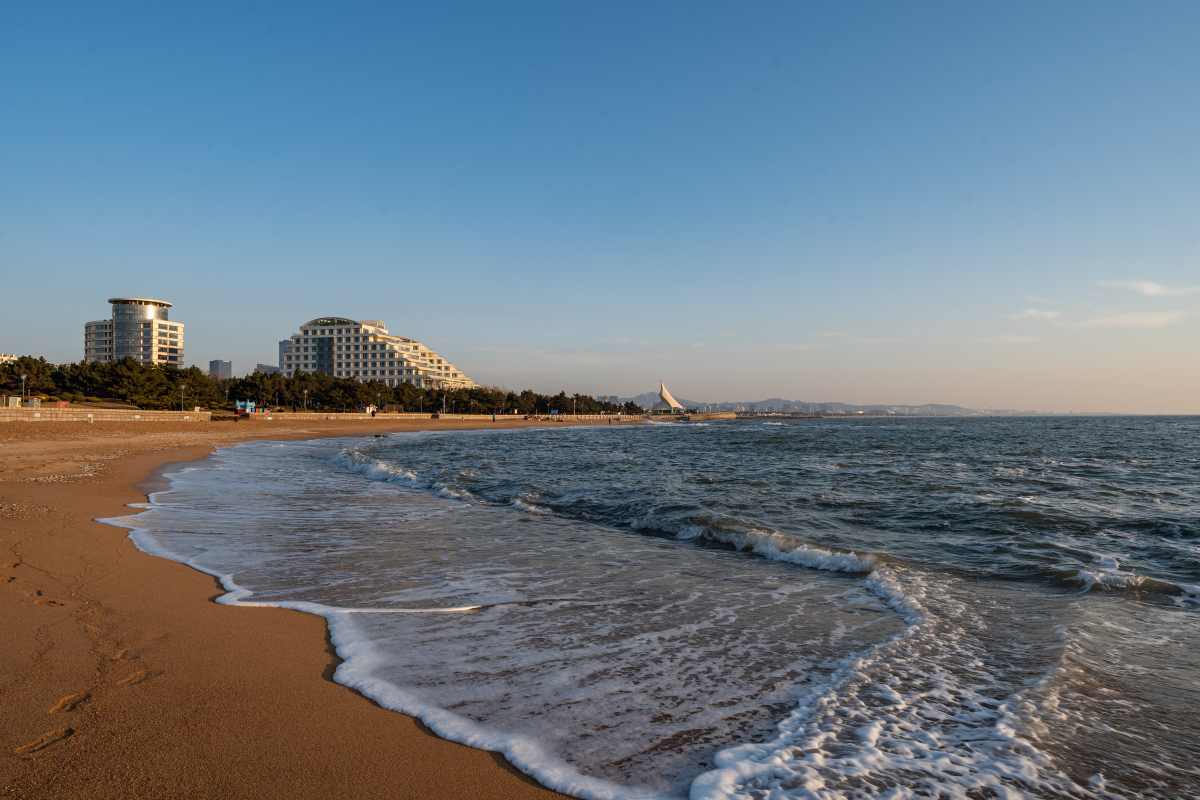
[14,728,73,754]
[1,576,13,583]
[4,562,19,568]
[50,692,90,713]
[34,599,65,606]
[118,670,162,685]
[24,590,42,597]
[112,648,138,661]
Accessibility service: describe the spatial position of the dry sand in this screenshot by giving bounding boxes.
[1,416,634,798]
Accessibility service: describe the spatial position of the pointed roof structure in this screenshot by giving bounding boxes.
[657,381,684,410]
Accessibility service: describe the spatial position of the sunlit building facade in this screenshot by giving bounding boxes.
[278,317,474,389]
[84,298,185,365]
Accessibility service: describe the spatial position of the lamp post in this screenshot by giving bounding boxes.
[20,374,27,404]
[303,389,308,412]
[180,384,187,412]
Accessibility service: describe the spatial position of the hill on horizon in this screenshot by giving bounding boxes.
[618,392,979,415]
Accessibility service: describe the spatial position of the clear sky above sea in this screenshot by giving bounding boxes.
[1,2,1197,413]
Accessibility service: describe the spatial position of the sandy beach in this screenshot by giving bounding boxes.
[0,416,631,799]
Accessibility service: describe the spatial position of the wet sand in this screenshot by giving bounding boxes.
[0,417,630,798]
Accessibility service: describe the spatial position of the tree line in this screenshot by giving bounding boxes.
[0,356,645,415]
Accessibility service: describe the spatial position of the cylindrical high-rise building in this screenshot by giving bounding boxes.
[84,298,185,365]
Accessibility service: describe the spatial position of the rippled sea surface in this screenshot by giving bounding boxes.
[110,417,1200,799]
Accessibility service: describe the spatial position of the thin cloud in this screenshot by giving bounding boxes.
[978,335,1041,344]
[1074,311,1186,329]
[1098,280,1200,297]
[1011,309,1060,320]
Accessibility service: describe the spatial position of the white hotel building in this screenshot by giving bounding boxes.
[278,317,474,389]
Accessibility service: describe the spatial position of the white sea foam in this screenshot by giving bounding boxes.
[511,496,549,514]
[331,449,475,500]
[692,573,1095,800]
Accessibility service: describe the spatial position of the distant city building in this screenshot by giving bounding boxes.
[277,317,474,389]
[255,364,280,375]
[85,298,185,366]
[209,360,233,380]
[0,354,16,365]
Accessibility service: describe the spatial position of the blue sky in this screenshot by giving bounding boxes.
[2,2,1197,412]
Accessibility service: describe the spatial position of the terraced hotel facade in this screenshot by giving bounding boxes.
[278,317,474,389]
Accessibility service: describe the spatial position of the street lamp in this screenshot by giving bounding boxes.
[180,384,187,412]
[303,389,308,412]
[19,374,27,404]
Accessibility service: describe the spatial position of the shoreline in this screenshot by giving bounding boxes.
[0,417,622,798]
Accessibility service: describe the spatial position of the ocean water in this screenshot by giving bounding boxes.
[106,417,1200,799]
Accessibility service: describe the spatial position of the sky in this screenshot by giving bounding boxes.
[1,2,1197,413]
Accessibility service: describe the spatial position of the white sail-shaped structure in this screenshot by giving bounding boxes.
[656,381,684,410]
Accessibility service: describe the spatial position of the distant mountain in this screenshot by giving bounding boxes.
[614,394,1060,416]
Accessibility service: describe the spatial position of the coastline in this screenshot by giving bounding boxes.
[0,417,624,798]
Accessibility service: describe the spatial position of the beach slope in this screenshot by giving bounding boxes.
[0,420,575,799]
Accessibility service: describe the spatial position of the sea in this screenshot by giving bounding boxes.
[106,416,1200,800]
